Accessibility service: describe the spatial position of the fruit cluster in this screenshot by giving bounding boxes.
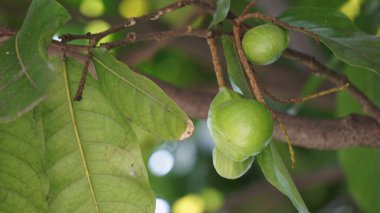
[207,88,273,179]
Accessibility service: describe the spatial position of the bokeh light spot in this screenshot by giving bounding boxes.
[119,0,149,19]
[80,0,105,18]
[340,0,363,20]
[155,198,170,213]
[172,194,205,213]
[201,188,223,212]
[148,149,174,176]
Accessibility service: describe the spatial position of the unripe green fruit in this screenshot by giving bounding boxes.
[242,23,289,65]
[207,88,273,162]
[212,148,254,179]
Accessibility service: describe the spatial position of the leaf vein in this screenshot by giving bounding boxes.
[62,60,100,212]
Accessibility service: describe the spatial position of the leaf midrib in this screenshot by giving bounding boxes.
[15,33,38,89]
[62,60,100,212]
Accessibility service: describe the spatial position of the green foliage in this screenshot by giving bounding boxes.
[0,112,48,212]
[279,7,380,75]
[0,0,70,123]
[92,48,193,141]
[209,0,231,28]
[1,0,380,212]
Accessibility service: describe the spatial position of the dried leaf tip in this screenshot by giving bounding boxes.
[179,119,195,141]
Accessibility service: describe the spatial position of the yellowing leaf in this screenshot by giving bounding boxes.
[92,48,194,141]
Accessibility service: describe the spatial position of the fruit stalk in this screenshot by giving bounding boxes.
[207,36,226,88]
[232,22,264,102]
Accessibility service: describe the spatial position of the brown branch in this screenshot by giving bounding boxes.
[156,81,380,150]
[241,0,257,16]
[100,27,209,49]
[283,48,380,124]
[73,47,92,101]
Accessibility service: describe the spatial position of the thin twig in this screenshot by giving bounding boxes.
[284,48,380,123]
[73,39,97,101]
[206,35,226,88]
[263,83,350,104]
[272,112,296,168]
[73,49,92,101]
[100,27,209,49]
[241,0,257,16]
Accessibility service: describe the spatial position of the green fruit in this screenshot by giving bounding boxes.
[242,23,289,65]
[212,148,254,179]
[208,88,273,162]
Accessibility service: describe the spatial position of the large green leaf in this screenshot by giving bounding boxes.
[209,0,231,28]
[221,35,253,99]
[92,48,193,141]
[279,7,380,75]
[257,144,309,213]
[40,58,155,212]
[336,65,380,213]
[221,38,309,212]
[0,112,48,212]
[0,0,70,123]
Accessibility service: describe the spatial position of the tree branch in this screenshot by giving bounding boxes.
[100,27,209,49]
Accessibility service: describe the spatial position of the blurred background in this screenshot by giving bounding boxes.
[1,0,380,212]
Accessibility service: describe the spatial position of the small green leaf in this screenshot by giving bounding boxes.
[0,112,48,212]
[0,0,70,123]
[279,7,380,75]
[209,0,231,28]
[40,58,155,212]
[92,48,194,141]
[221,35,253,99]
[257,143,309,213]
